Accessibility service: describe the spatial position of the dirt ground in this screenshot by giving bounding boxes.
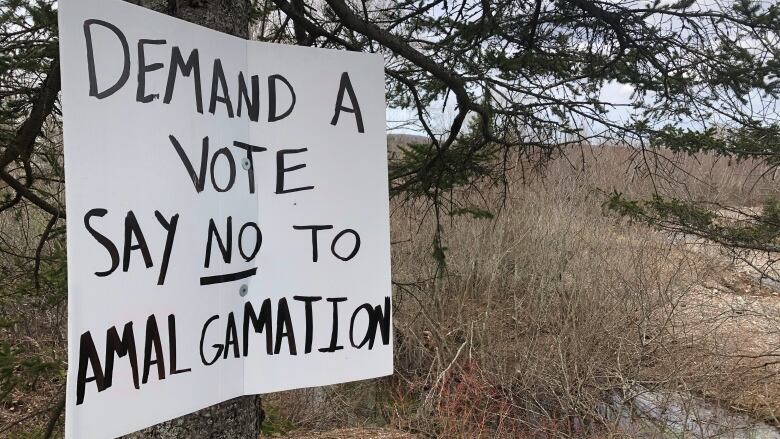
[277,427,417,438]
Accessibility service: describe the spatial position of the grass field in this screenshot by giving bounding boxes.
[264,138,780,437]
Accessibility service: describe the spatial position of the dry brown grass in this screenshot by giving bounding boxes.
[266,146,780,438]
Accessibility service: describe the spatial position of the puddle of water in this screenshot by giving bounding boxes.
[606,384,780,438]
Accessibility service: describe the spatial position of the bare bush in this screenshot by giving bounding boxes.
[267,147,780,438]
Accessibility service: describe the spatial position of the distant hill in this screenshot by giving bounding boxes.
[387,134,429,152]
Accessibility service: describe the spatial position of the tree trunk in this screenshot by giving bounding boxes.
[120,0,263,438]
[122,395,263,439]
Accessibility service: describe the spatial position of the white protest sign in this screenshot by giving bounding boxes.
[59,0,391,436]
